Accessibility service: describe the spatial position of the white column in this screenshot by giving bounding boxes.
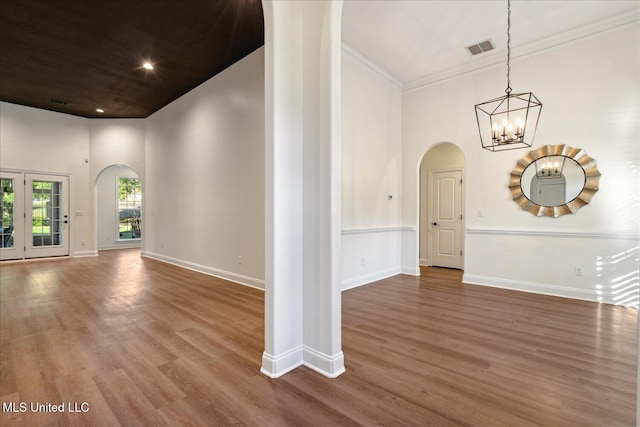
[261,0,344,379]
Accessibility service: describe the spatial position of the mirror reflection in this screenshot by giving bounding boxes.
[521,156,585,206]
[508,144,600,218]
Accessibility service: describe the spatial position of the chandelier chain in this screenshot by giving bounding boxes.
[506,0,512,94]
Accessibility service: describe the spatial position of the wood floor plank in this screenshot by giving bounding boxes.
[157,399,209,427]
[0,249,636,426]
[0,338,17,397]
[93,368,167,426]
[111,346,187,409]
[0,392,23,427]
[157,357,252,425]
[54,370,121,427]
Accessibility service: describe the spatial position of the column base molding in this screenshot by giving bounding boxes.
[261,346,345,379]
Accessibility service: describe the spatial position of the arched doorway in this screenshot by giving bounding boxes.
[419,143,466,270]
[95,165,142,251]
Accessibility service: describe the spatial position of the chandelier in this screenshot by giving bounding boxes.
[475,0,542,152]
[535,156,566,178]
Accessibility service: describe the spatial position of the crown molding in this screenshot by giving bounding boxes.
[341,43,403,88]
[404,9,640,92]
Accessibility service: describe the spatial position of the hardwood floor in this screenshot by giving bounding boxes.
[1,249,636,426]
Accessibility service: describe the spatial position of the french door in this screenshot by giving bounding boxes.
[0,172,69,260]
[1,172,25,260]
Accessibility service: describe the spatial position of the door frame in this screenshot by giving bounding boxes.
[418,143,466,271]
[0,169,71,260]
[25,173,70,258]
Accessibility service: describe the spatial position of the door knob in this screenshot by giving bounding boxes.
[433,222,439,226]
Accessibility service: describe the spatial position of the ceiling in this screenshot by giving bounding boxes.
[342,0,639,90]
[0,0,264,118]
[1,1,638,119]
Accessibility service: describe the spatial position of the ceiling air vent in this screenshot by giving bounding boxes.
[466,39,495,56]
[49,98,69,105]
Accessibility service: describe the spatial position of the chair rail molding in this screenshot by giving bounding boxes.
[466,227,639,241]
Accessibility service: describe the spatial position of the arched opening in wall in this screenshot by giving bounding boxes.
[419,142,466,271]
[95,165,142,252]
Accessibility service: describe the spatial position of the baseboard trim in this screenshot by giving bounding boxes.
[72,250,98,257]
[261,346,346,379]
[141,251,265,290]
[302,347,345,378]
[261,347,304,378]
[401,265,421,276]
[462,273,612,304]
[342,267,401,291]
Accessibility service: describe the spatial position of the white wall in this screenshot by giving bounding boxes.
[90,120,145,181]
[341,46,404,289]
[0,102,92,256]
[90,120,146,253]
[143,48,265,288]
[402,23,640,307]
[96,165,140,250]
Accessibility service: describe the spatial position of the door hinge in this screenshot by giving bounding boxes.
[460,178,463,184]
[460,250,463,256]
[460,214,463,220]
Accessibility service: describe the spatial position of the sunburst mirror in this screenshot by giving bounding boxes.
[509,145,601,217]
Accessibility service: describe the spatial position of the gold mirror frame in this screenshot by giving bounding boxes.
[509,144,601,217]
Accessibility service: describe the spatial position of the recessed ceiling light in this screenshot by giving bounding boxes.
[143,62,154,70]
[96,108,104,113]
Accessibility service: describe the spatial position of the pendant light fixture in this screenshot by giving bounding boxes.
[475,0,542,152]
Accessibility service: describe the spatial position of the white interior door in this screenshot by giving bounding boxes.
[1,172,26,261]
[431,170,463,269]
[25,174,70,258]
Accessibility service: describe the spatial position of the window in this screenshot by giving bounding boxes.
[118,177,142,240]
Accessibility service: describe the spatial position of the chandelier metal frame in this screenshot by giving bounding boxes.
[475,0,542,152]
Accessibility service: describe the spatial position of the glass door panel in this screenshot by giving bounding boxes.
[0,172,25,260]
[25,174,69,258]
[1,177,15,248]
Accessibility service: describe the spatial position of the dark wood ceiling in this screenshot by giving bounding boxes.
[0,0,264,118]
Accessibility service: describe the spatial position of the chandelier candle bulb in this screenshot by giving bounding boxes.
[491,116,526,144]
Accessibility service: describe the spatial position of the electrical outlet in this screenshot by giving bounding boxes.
[575,267,583,276]
[361,256,365,266]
